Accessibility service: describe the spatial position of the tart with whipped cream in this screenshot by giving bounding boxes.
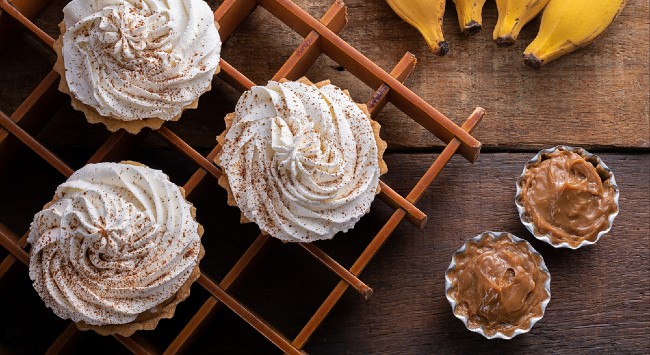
[54,0,222,134]
[215,77,387,243]
[27,162,204,336]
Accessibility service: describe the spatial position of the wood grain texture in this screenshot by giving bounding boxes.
[2,0,646,151]
[0,151,647,354]
[0,0,649,354]
[303,152,650,354]
[327,0,650,151]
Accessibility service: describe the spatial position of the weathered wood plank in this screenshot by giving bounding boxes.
[0,0,648,353]
[0,150,647,353]
[190,152,650,353]
[301,152,650,354]
[323,0,650,151]
[1,0,647,151]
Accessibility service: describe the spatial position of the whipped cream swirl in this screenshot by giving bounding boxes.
[62,0,221,121]
[218,80,383,243]
[27,163,201,326]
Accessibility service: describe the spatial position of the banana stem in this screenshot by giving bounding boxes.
[493,17,519,46]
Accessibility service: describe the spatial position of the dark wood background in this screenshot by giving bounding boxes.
[0,0,648,354]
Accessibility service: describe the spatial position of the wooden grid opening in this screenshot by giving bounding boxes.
[0,0,485,353]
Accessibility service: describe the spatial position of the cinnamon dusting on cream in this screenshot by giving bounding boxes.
[27,162,201,326]
[216,78,386,243]
[61,0,221,121]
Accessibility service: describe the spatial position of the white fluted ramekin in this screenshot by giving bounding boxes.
[515,146,620,249]
[445,231,551,339]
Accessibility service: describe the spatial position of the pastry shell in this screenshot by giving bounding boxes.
[53,22,219,134]
[30,161,204,336]
[215,77,387,228]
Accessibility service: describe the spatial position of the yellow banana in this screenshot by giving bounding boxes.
[453,0,486,36]
[385,0,449,56]
[524,0,626,68]
[493,0,549,46]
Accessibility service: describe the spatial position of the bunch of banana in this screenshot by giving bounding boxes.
[493,0,549,46]
[452,0,487,36]
[385,0,448,56]
[524,0,627,68]
[385,0,626,67]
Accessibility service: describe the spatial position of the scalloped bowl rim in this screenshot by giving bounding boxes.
[444,231,552,340]
[514,145,620,249]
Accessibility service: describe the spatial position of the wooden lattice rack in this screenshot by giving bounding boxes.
[0,0,485,353]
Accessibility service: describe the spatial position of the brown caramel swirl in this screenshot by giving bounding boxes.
[447,234,549,338]
[519,149,617,248]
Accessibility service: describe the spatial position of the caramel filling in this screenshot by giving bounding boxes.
[519,149,617,247]
[447,235,549,338]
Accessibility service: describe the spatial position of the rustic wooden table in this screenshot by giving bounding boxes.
[0,0,648,354]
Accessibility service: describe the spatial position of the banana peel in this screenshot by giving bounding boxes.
[524,0,627,68]
[453,0,486,36]
[386,0,449,56]
[493,0,550,46]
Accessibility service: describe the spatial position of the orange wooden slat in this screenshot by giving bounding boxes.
[0,111,74,177]
[0,70,62,145]
[218,59,256,92]
[298,243,373,299]
[377,181,427,228]
[0,0,50,49]
[0,0,485,353]
[155,127,223,181]
[182,145,222,195]
[214,0,258,40]
[0,224,28,266]
[365,53,417,118]
[272,0,347,81]
[45,323,81,355]
[163,234,271,354]
[260,0,482,162]
[0,0,54,49]
[291,108,485,348]
[114,334,159,355]
[198,273,305,355]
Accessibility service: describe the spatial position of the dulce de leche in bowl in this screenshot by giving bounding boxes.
[445,232,551,339]
[516,146,620,249]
